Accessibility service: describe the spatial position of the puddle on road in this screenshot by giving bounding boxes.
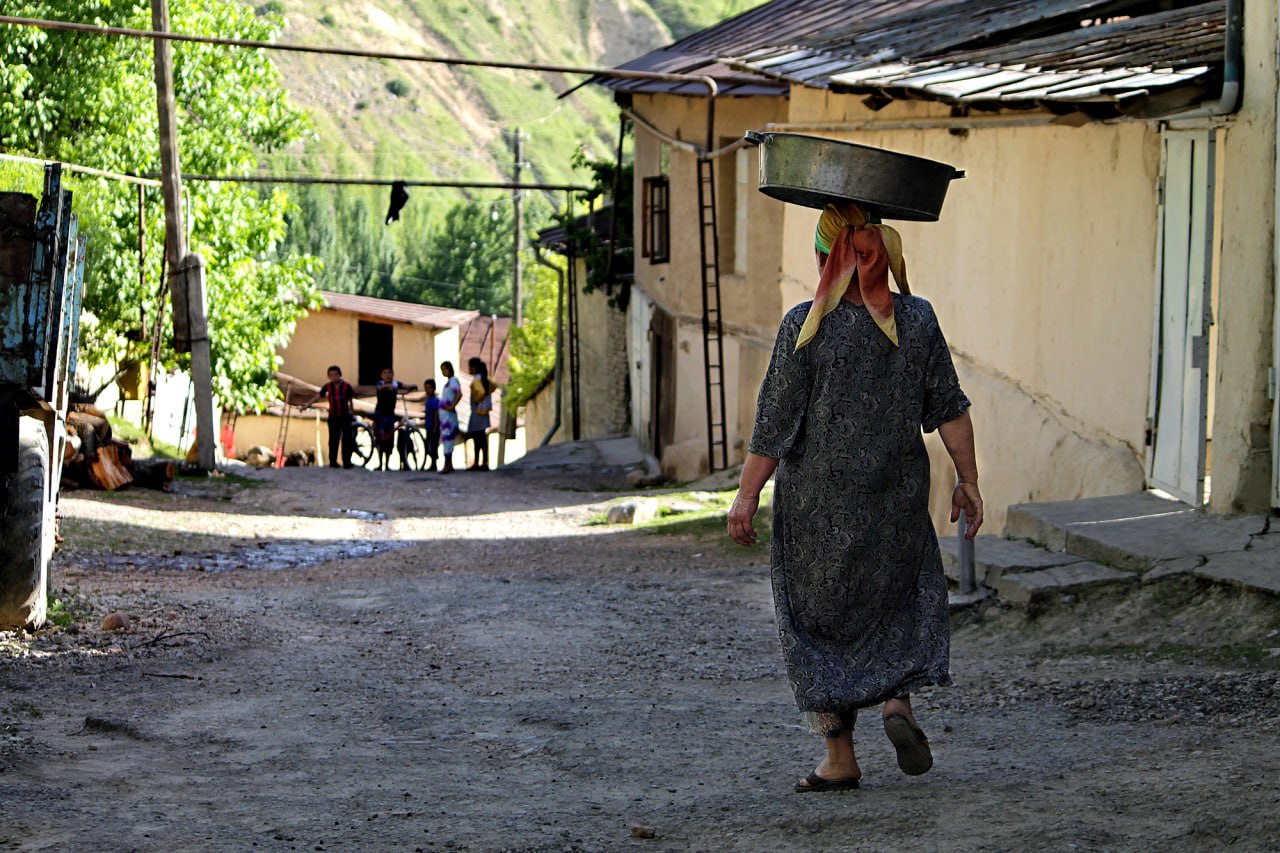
[74,539,410,573]
[331,507,389,521]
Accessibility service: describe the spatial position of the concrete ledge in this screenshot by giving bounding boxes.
[1004,492,1265,572]
[948,588,992,611]
[1193,550,1280,596]
[991,561,1136,606]
[939,535,1080,586]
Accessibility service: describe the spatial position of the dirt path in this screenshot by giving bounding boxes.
[2,467,1278,852]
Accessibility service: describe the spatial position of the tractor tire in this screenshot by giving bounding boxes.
[0,419,51,630]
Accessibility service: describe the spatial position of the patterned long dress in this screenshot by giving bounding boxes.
[749,296,970,734]
[439,376,462,455]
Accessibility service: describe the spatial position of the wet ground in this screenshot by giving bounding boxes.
[2,466,1279,852]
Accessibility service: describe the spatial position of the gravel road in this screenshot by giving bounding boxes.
[2,466,1278,852]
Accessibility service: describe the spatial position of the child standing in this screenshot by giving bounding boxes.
[438,361,461,474]
[422,378,441,471]
[373,367,404,471]
[302,365,355,469]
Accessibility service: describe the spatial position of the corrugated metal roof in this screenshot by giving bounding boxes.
[604,0,1223,113]
[319,291,478,330]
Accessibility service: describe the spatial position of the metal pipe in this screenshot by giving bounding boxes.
[1165,0,1243,122]
[531,245,564,448]
[764,114,1058,133]
[958,505,976,595]
[164,174,591,191]
[0,151,162,186]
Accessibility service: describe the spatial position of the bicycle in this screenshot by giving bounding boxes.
[355,387,428,471]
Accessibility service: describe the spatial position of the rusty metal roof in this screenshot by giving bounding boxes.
[319,291,479,330]
[604,0,1223,114]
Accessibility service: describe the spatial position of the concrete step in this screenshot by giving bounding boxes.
[939,534,1079,587]
[990,561,1136,606]
[1003,492,1264,573]
[938,534,1136,607]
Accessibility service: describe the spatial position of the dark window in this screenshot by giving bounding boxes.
[641,176,670,264]
[357,321,393,386]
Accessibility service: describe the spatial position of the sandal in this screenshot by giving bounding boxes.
[794,772,860,793]
[883,714,933,776]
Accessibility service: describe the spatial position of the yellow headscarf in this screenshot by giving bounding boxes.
[796,202,910,350]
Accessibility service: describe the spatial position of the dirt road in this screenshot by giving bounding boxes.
[2,466,1278,852]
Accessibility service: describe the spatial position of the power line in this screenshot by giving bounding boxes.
[0,15,719,97]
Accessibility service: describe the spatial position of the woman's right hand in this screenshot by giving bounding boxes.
[728,492,761,547]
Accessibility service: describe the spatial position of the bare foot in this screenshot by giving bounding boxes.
[882,696,920,728]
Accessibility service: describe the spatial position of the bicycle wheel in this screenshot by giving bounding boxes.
[351,421,375,468]
[400,425,428,471]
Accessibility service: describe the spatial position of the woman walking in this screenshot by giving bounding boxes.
[437,361,462,474]
[728,202,982,792]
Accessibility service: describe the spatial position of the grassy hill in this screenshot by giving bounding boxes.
[253,0,753,188]
[245,0,757,301]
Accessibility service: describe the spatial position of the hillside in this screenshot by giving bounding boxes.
[252,0,751,189]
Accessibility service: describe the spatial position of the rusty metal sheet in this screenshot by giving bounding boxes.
[601,0,1224,113]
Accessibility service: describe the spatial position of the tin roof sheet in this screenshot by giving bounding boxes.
[604,0,1223,112]
[319,291,478,330]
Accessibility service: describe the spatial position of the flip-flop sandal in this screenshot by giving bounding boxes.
[883,714,933,776]
[794,772,860,793]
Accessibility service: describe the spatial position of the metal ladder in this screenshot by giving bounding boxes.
[696,156,728,473]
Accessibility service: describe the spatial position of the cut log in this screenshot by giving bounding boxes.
[87,442,133,491]
[128,458,175,492]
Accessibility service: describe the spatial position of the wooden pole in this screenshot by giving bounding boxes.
[151,0,215,470]
[511,128,524,326]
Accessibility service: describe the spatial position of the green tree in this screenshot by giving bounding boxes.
[0,0,317,412]
[401,201,514,315]
[503,259,558,407]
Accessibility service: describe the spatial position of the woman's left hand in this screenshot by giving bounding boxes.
[728,492,761,547]
[951,482,983,540]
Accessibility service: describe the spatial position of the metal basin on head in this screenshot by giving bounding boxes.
[744,131,964,221]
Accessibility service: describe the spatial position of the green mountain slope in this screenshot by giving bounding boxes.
[248,0,755,301]
[254,0,750,187]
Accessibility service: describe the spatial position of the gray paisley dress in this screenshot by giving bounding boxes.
[749,295,969,734]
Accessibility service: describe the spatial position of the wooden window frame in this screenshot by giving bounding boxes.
[641,175,670,264]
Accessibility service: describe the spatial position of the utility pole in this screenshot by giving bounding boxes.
[151,0,215,469]
[511,128,524,325]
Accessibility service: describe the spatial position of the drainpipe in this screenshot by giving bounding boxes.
[1272,5,1280,507]
[532,244,564,447]
[1166,0,1243,121]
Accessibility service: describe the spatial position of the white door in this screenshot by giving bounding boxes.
[1148,130,1215,505]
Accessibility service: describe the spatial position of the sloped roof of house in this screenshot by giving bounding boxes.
[603,0,1224,115]
[319,291,479,330]
[534,205,616,253]
[459,315,512,386]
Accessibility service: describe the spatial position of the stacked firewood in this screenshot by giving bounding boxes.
[62,405,175,492]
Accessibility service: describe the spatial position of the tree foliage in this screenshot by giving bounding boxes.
[399,201,515,316]
[0,0,317,412]
[555,143,633,309]
[503,260,558,408]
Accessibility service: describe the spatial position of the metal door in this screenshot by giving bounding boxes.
[1148,131,1215,505]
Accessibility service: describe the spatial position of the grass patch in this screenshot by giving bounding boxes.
[5,701,42,719]
[107,416,182,460]
[1038,640,1280,670]
[46,592,91,628]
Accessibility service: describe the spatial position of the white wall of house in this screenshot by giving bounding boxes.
[629,78,1280,532]
[1208,1,1278,513]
